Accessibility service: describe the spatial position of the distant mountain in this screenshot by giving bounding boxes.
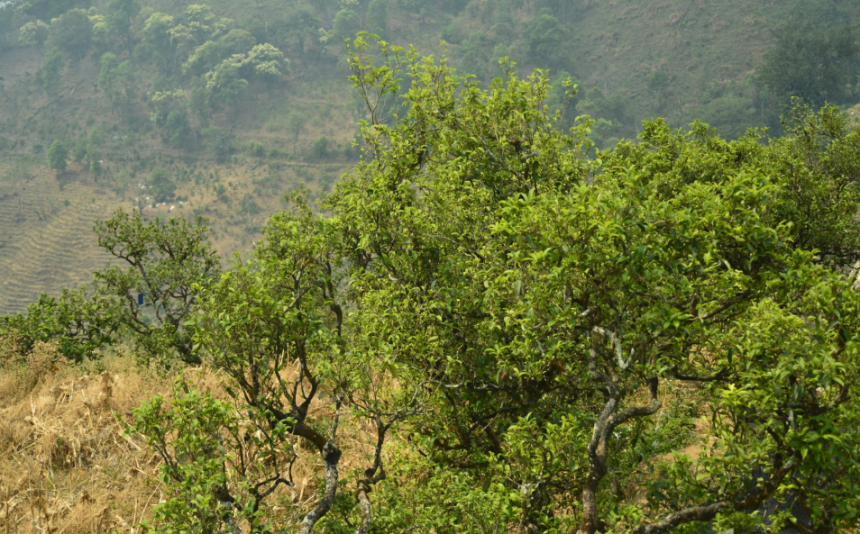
[0,0,858,312]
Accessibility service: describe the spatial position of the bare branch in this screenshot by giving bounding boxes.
[630,502,730,534]
[592,326,633,371]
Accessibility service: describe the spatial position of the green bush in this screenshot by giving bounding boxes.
[0,288,118,362]
[47,139,68,171]
[245,140,266,158]
[310,135,329,159]
[148,167,176,202]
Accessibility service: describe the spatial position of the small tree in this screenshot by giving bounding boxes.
[141,12,176,74]
[523,8,568,66]
[98,52,120,100]
[47,139,68,172]
[149,90,192,147]
[202,126,232,162]
[286,109,308,143]
[310,135,329,159]
[99,53,135,118]
[132,385,274,533]
[105,0,140,54]
[148,167,176,202]
[366,0,388,37]
[18,20,48,46]
[85,127,104,175]
[204,60,248,115]
[183,28,257,76]
[93,210,220,366]
[0,288,120,362]
[235,43,289,85]
[46,8,93,60]
[136,196,412,534]
[38,46,63,95]
[332,8,359,41]
[646,69,672,111]
[71,138,89,163]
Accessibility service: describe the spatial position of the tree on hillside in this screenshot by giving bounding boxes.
[18,20,48,46]
[140,12,176,73]
[71,138,89,164]
[267,9,320,59]
[204,60,248,114]
[98,52,135,117]
[201,126,232,162]
[766,103,860,263]
[129,38,860,534]
[147,167,176,202]
[695,94,758,139]
[47,8,93,60]
[47,139,68,172]
[286,109,308,143]
[105,0,140,54]
[169,4,233,61]
[183,28,256,76]
[150,90,193,148]
[758,19,859,108]
[38,46,63,95]
[230,43,290,87]
[93,210,220,366]
[455,36,490,80]
[646,68,672,111]
[135,193,417,534]
[98,52,121,101]
[15,0,90,21]
[366,0,388,37]
[219,27,256,55]
[332,8,359,41]
[71,128,104,175]
[89,12,111,53]
[523,7,568,66]
[84,127,104,175]
[0,288,120,362]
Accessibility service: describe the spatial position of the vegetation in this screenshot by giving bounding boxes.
[92,210,220,365]
[1,210,219,364]
[5,38,860,533]
[1,0,860,310]
[46,139,68,171]
[758,18,860,108]
[3,1,860,532]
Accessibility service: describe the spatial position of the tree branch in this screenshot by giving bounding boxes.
[298,394,344,534]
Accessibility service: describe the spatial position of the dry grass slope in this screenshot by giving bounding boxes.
[0,338,383,533]
[0,343,167,533]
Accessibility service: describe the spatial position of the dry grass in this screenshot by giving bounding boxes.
[0,340,381,533]
[0,344,169,533]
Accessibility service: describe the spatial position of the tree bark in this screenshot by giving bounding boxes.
[630,459,796,534]
[576,331,662,534]
[355,480,373,534]
[298,440,342,534]
[630,503,730,534]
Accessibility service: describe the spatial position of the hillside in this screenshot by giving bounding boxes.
[0,345,378,532]
[1,29,860,532]
[0,0,859,312]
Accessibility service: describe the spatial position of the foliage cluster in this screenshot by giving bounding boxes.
[758,18,860,109]
[1,210,219,365]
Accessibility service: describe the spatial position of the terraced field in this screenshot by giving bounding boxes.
[0,159,126,314]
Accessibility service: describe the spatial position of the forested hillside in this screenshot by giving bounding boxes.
[3,1,860,532]
[1,0,859,311]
